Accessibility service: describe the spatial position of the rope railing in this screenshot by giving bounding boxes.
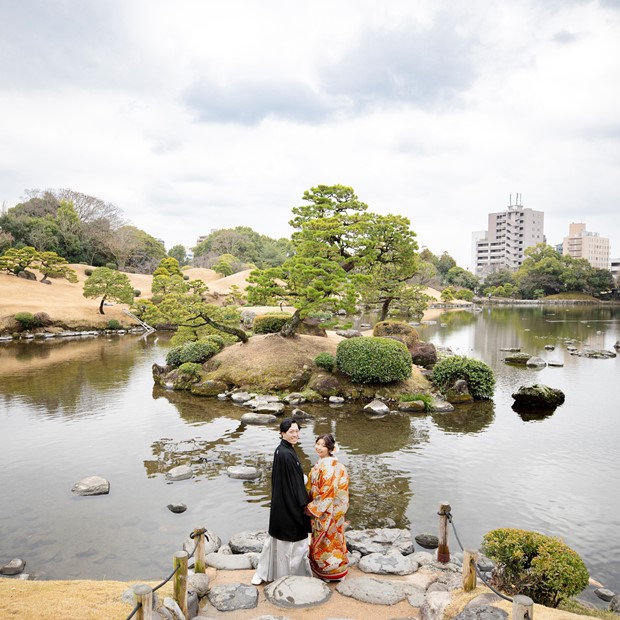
[125,527,206,620]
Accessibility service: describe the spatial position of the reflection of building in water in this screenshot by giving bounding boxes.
[472,195,545,277]
[562,222,610,269]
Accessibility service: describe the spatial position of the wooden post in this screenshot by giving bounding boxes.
[194,527,206,574]
[173,550,189,619]
[462,549,477,591]
[132,583,153,620]
[513,594,534,620]
[437,501,451,563]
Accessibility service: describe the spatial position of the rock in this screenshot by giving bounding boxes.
[398,400,426,412]
[17,270,37,280]
[364,399,390,414]
[465,593,505,609]
[499,347,520,352]
[231,391,252,403]
[407,585,428,607]
[205,552,253,570]
[163,596,185,620]
[285,392,306,404]
[217,544,232,554]
[264,575,331,608]
[410,342,437,368]
[207,583,258,611]
[358,549,419,575]
[544,345,555,351]
[526,356,546,368]
[190,379,229,396]
[346,528,415,556]
[166,503,187,513]
[547,360,564,367]
[329,396,345,404]
[572,349,616,359]
[594,588,616,602]
[165,465,194,481]
[430,399,454,413]
[297,317,327,337]
[228,530,268,554]
[336,329,363,338]
[615,341,620,351]
[420,590,452,620]
[415,533,439,549]
[0,558,26,575]
[253,402,285,414]
[503,352,532,365]
[187,572,210,597]
[307,372,343,397]
[411,551,434,566]
[227,466,261,480]
[241,412,278,425]
[71,476,110,496]
[453,606,508,620]
[445,379,474,403]
[610,594,620,612]
[511,384,565,408]
[336,576,410,605]
[291,408,312,420]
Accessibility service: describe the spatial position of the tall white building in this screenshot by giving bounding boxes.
[562,223,610,269]
[473,196,545,276]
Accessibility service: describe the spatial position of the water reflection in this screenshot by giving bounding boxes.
[431,400,495,434]
[512,404,558,423]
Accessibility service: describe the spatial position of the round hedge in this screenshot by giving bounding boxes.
[336,337,412,384]
[166,340,218,367]
[431,355,495,400]
[314,352,336,372]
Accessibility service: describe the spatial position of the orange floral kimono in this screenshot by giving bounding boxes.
[306,455,349,580]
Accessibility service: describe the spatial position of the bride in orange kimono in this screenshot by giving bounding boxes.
[305,433,350,581]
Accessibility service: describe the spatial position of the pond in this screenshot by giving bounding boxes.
[0,304,619,597]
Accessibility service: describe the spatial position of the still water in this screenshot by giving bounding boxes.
[0,305,619,592]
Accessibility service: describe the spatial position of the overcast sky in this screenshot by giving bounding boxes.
[1,0,619,268]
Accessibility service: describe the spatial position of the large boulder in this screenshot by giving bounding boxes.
[511,384,565,408]
[444,379,473,404]
[410,341,438,368]
[373,321,420,348]
[296,317,327,337]
[504,352,532,365]
[191,379,229,396]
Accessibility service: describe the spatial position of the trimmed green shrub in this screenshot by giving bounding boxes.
[373,320,419,348]
[183,274,190,280]
[455,289,474,301]
[399,392,432,411]
[199,334,226,352]
[178,340,218,364]
[431,355,495,400]
[105,263,117,270]
[133,289,141,297]
[253,313,292,334]
[314,352,336,372]
[107,319,122,330]
[178,362,202,377]
[14,312,36,329]
[84,268,93,276]
[166,345,184,367]
[482,528,589,607]
[336,337,412,384]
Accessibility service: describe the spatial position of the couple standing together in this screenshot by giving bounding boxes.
[252,418,349,585]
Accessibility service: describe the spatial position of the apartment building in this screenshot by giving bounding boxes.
[562,223,610,269]
[473,196,545,276]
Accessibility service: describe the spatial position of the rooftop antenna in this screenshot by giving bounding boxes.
[509,194,512,206]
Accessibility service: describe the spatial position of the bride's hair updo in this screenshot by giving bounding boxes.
[316,433,336,455]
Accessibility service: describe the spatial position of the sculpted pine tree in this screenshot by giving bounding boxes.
[83,267,134,314]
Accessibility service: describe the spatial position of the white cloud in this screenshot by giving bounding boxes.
[1,0,619,268]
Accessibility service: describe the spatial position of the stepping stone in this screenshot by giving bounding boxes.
[71,476,110,495]
[347,528,414,556]
[205,552,252,570]
[264,575,331,608]
[229,530,268,554]
[207,583,258,611]
[165,465,193,481]
[336,576,411,605]
[241,412,278,425]
[227,466,261,480]
[358,550,419,575]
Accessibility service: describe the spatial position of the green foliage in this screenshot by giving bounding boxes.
[165,345,184,367]
[444,265,480,290]
[133,289,141,297]
[314,352,336,372]
[253,313,293,334]
[399,392,432,411]
[84,268,93,276]
[167,244,189,267]
[199,334,226,352]
[37,251,78,283]
[0,246,40,275]
[178,340,218,364]
[14,312,36,329]
[82,267,134,314]
[431,355,495,399]
[454,288,474,301]
[178,362,203,376]
[105,263,117,270]
[441,286,456,301]
[482,528,589,607]
[336,337,412,384]
[153,256,183,278]
[107,319,121,330]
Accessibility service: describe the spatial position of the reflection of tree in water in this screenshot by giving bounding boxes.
[152,386,245,424]
[346,456,412,529]
[431,400,495,435]
[0,336,143,416]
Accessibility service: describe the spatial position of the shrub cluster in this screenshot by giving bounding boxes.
[178,362,203,377]
[253,313,292,334]
[14,312,36,329]
[314,352,336,372]
[166,339,219,367]
[431,355,495,400]
[107,319,122,330]
[482,528,589,607]
[336,337,412,384]
[399,392,432,411]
